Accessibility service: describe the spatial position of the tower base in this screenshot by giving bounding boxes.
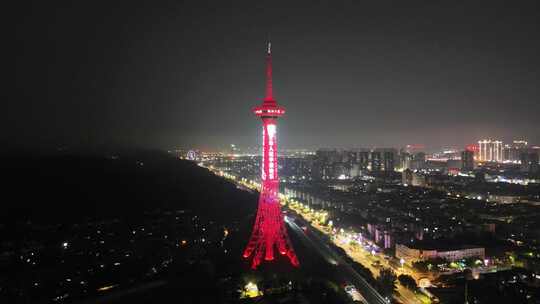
[243,192,299,269]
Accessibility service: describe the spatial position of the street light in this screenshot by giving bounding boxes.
[243,282,261,298]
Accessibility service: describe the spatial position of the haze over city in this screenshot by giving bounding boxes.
[11,1,540,151]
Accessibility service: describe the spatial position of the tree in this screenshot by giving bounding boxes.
[463,256,482,268]
[430,257,448,266]
[412,258,447,273]
[412,260,429,273]
[377,268,397,298]
[398,274,418,291]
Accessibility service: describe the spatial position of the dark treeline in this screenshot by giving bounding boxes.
[1,149,256,225]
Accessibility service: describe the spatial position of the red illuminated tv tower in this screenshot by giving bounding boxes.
[243,42,299,269]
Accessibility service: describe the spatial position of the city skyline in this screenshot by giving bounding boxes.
[10,1,540,151]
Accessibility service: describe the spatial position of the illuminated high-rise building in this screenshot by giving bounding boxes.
[381,148,396,172]
[358,150,370,171]
[465,143,479,160]
[370,150,382,171]
[503,140,528,162]
[478,139,503,162]
[410,152,426,170]
[461,150,474,172]
[400,150,412,170]
[243,42,299,269]
[384,231,392,249]
[520,149,540,173]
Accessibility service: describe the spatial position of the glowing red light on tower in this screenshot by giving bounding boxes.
[466,144,479,152]
[242,42,299,269]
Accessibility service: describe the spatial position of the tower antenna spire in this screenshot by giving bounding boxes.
[264,40,273,101]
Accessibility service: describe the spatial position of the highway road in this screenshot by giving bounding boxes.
[285,216,389,304]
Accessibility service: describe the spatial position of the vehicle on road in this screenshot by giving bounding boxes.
[344,284,366,303]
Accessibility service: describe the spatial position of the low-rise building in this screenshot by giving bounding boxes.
[396,243,485,264]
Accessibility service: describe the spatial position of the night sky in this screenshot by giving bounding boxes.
[11,1,540,151]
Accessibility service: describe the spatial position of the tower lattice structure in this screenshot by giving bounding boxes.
[243,42,299,269]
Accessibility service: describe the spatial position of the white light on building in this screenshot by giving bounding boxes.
[478,139,503,162]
